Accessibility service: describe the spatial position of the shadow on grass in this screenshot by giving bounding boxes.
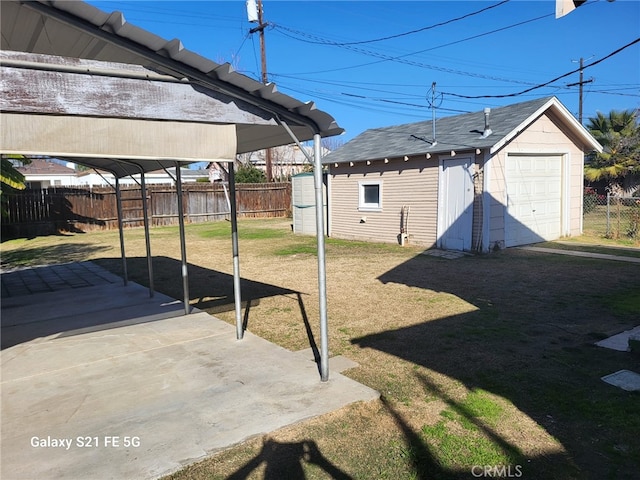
[379,396,453,480]
[351,251,640,478]
[225,437,353,480]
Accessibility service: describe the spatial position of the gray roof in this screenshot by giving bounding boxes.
[1,0,343,176]
[324,96,600,165]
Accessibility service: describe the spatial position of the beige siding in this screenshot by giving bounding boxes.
[329,156,438,246]
[487,112,585,248]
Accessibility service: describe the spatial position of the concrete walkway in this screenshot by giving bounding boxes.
[596,325,640,352]
[518,245,640,263]
[1,263,378,480]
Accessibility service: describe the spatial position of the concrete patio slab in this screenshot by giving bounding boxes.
[601,370,640,392]
[420,249,468,260]
[595,325,640,352]
[1,263,379,480]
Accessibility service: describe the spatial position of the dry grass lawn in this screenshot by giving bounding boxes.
[2,218,639,479]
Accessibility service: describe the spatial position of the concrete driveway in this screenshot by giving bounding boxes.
[1,263,378,480]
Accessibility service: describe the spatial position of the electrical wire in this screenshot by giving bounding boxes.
[88,0,637,119]
[443,37,640,99]
[273,0,511,46]
[272,13,551,83]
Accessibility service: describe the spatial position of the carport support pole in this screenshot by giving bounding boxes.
[140,172,155,297]
[115,178,128,286]
[175,164,190,315]
[229,163,244,340]
[313,134,329,382]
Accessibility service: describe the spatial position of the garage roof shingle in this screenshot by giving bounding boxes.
[324,96,601,165]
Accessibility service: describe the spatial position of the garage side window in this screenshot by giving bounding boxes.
[358,181,382,211]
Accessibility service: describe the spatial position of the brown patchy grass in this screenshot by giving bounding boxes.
[2,218,639,479]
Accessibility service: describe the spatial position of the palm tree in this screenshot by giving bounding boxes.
[584,109,640,195]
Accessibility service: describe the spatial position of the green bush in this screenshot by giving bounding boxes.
[235,164,266,183]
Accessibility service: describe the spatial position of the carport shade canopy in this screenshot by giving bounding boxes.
[0,0,343,381]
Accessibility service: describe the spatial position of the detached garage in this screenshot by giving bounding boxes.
[324,96,602,252]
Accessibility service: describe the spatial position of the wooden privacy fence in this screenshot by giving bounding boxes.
[2,182,291,239]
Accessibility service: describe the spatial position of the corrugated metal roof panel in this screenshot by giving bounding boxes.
[1,0,344,159]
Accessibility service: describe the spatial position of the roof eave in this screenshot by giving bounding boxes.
[18,0,343,139]
[490,97,603,155]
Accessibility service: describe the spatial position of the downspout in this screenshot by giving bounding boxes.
[482,150,492,253]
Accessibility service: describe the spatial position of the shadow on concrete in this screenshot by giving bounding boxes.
[93,255,300,316]
[93,256,323,368]
[1,256,319,355]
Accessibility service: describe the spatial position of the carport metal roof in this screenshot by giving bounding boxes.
[1,0,339,381]
[1,0,343,174]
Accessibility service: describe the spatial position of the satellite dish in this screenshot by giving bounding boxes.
[246,0,259,23]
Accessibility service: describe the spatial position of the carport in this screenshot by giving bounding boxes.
[1,0,341,380]
[1,261,379,479]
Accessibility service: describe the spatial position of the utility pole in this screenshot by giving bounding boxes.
[248,0,272,181]
[567,57,593,124]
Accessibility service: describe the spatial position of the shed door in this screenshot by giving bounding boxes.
[292,174,327,235]
[505,155,562,247]
[438,157,474,251]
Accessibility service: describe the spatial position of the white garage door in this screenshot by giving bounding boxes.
[505,155,563,247]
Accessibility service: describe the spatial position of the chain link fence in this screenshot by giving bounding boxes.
[583,191,640,243]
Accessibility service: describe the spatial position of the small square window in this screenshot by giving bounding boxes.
[359,181,382,211]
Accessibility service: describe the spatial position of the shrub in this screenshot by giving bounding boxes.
[235,164,266,183]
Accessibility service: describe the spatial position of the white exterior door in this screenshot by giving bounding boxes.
[438,157,474,251]
[505,155,563,247]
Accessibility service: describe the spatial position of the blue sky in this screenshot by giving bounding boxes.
[87,0,639,143]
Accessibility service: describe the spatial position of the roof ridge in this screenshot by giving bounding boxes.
[362,96,557,134]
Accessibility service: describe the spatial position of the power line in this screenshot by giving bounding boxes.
[273,0,511,46]
[269,73,433,99]
[272,13,551,84]
[272,27,541,85]
[443,37,640,99]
